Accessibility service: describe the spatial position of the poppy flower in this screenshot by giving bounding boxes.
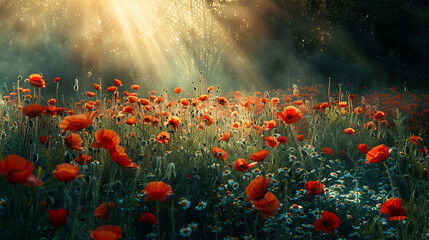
[234,159,257,172]
[127,96,138,103]
[93,84,101,90]
[207,86,214,92]
[73,154,93,165]
[95,202,115,219]
[198,94,208,102]
[131,85,140,90]
[22,104,44,118]
[113,79,122,86]
[53,163,83,182]
[86,92,96,97]
[166,116,181,130]
[64,133,83,151]
[410,136,423,145]
[219,132,232,141]
[321,147,335,156]
[365,144,390,163]
[211,147,227,161]
[156,131,170,144]
[373,111,385,121]
[90,225,122,240]
[39,135,53,146]
[124,117,136,125]
[138,212,157,225]
[276,136,287,144]
[108,145,137,168]
[297,134,304,141]
[320,102,329,109]
[48,208,68,227]
[54,77,60,83]
[277,106,302,124]
[180,98,190,106]
[250,191,280,220]
[265,136,279,148]
[144,181,173,201]
[59,111,97,133]
[107,86,117,92]
[217,97,227,105]
[356,144,369,154]
[313,211,340,234]
[47,99,56,105]
[305,181,324,195]
[0,155,43,187]
[174,88,182,93]
[344,128,355,134]
[245,175,269,201]
[28,74,46,88]
[203,114,213,126]
[380,198,407,221]
[249,150,269,162]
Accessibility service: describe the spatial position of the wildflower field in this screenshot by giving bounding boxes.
[0,75,428,240]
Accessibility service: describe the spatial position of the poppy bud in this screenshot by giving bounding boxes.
[48,208,68,227]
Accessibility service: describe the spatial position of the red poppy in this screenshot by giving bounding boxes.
[365,144,390,163]
[373,111,385,121]
[217,97,227,106]
[251,191,280,220]
[93,84,101,90]
[156,131,170,144]
[380,198,407,221]
[107,86,117,92]
[313,211,340,234]
[234,159,257,172]
[128,96,138,103]
[320,102,329,109]
[108,145,138,168]
[48,209,68,227]
[54,77,60,83]
[91,225,122,240]
[73,154,93,165]
[131,85,140,90]
[125,117,137,125]
[198,94,208,102]
[59,111,97,133]
[22,104,44,118]
[144,181,173,201]
[203,114,213,126]
[47,99,56,105]
[207,86,214,92]
[297,134,304,141]
[265,136,279,148]
[28,74,46,88]
[53,163,83,182]
[86,92,96,97]
[321,147,335,156]
[245,175,269,201]
[113,79,122,86]
[276,136,287,144]
[0,155,43,187]
[174,87,182,93]
[64,133,83,151]
[249,150,269,162]
[95,202,115,219]
[121,106,135,116]
[410,136,423,145]
[138,212,157,225]
[90,129,120,150]
[219,132,232,141]
[277,106,302,124]
[305,181,324,195]
[166,116,181,130]
[344,128,355,134]
[356,144,369,154]
[39,135,53,146]
[211,147,227,161]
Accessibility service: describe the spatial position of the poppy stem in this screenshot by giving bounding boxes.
[383,161,396,197]
[156,201,161,240]
[317,158,325,197]
[289,124,305,170]
[310,113,318,146]
[171,201,175,240]
[263,197,277,218]
[105,164,119,202]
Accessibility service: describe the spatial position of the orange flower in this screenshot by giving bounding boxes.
[95,202,115,219]
[108,145,137,168]
[28,74,46,88]
[277,106,302,124]
[410,136,423,145]
[131,84,140,90]
[234,159,257,172]
[54,77,61,83]
[124,117,136,125]
[113,79,123,86]
[250,191,280,220]
[313,211,340,234]
[48,209,68,227]
[64,133,84,151]
[121,106,135,116]
[39,135,53,146]
[166,116,181,130]
[93,84,101,90]
[22,104,44,118]
[305,181,324,195]
[86,91,96,97]
[219,132,232,141]
[59,111,97,133]
[217,97,227,106]
[211,147,227,161]
[156,131,170,144]
[47,99,56,105]
[144,181,173,201]
[297,134,304,141]
[276,136,287,144]
[173,87,182,93]
[198,94,208,102]
[265,136,279,148]
[107,86,117,92]
[203,114,213,126]
[138,212,157,225]
[356,144,369,154]
[245,175,269,201]
[380,198,407,221]
[321,147,334,156]
[53,163,83,182]
[366,144,390,163]
[249,150,269,162]
[0,155,43,187]
[91,225,123,240]
[180,98,190,106]
[320,102,329,109]
[73,154,93,165]
[344,128,355,134]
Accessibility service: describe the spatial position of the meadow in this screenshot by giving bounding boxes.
[0,74,428,240]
